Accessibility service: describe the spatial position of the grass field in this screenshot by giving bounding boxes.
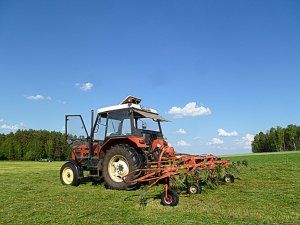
[0,152,300,225]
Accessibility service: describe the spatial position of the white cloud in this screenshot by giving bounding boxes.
[1,124,19,130]
[175,140,191,147]
[77,82,94,91]
[208,138,224,145]
[193,136,201,140]
[0,119,4,122]
[242,133,254,149]
[214,145,229,150]
[218,128,238,137]
[234,133,254,149]
[176,128,187,134]
[26,95,45,100]
[168,102,211,118]
[0,122,26,133]
[26,95,51,101]
[58,100,67,105]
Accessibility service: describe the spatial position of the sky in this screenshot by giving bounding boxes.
[0,0,299,155]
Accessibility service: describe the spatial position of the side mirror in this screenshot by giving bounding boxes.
[94,124,99,133]
[142,121,147,129]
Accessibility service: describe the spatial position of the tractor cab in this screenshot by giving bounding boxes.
[63,96,172,188]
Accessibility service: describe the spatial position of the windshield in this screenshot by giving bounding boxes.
[133,110,163,135]
[106,110,132,137]
[136,117,160,132]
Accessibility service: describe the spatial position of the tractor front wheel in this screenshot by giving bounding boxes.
[160,189,179,206]
[60,162,80,186]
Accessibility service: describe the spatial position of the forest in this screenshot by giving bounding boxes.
[252,124,300,153]
[1,124,299,160]
[0,130,70,161]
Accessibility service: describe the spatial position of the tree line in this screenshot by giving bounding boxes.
[252,124,300,153]
[0,130,71,161]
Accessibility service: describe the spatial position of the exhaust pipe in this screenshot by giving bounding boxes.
[89,110,94,159]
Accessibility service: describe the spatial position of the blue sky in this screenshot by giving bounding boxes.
[0,0,299,155]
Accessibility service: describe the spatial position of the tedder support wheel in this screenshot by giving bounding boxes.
[223,174,234,183]
[161,189,179,207]
[102,144,142,190]
[187,182,202,194]
[60,162,80,186]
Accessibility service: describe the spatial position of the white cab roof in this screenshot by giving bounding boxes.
[97,96,169,121]
[97,103,158,114]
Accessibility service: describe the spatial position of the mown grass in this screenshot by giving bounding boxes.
[0,152,300,225]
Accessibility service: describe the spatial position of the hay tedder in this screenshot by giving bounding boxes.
[60,96,235,206]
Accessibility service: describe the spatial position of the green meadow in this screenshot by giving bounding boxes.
[0,152,299,225]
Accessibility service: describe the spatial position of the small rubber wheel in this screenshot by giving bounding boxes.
[187,182,202,194]
[223,174,234,183]
[160,189,179,207]
[60,162,80,186]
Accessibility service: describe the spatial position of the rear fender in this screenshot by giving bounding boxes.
[100,136,146,153]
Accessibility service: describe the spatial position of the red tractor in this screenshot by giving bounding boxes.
[60,96,173,190]
[60,96,232,206]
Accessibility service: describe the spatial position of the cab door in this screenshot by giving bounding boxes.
[65,115,90,160]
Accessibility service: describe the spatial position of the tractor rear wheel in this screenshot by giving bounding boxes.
[102,144,142,190]
[160,189,179,206]
[60,162,80,186]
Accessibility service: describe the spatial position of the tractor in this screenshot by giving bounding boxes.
[60,96,173,190]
